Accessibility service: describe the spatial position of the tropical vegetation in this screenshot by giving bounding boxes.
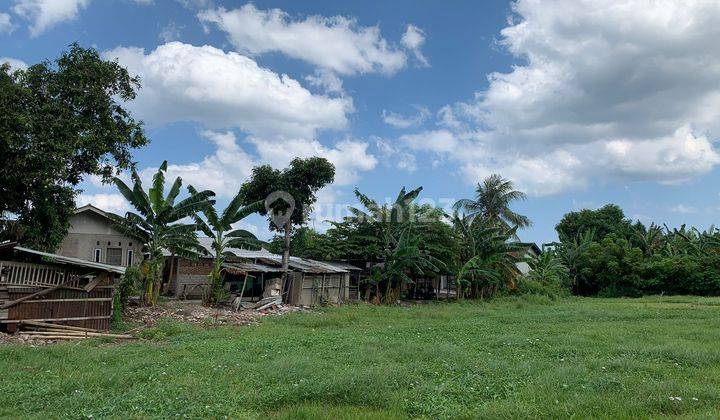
[111,161,215,305]
[189,186,263,306]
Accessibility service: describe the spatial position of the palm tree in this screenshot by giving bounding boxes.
[380,228,442,304]
[527,252,569,286]
[454,174,531,229]
[347,186,445,303]
[554,229,594,294]
[189,186,263,307]
[111,161,215,305]
[454,214,523,299]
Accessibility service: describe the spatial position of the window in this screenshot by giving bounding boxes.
[106,247,122,266]
[127,249,134,267]
[94,248,101,263]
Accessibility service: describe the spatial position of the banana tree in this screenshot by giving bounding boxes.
[111,161,215,305]
[189,186,264,307]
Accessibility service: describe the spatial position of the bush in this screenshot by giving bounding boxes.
[112,266,140,327]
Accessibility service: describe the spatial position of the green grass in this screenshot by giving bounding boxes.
[2,296,720,419]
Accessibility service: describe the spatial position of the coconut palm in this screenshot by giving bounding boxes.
[189,186,264,307]
[454,214,523,299]
[453,174,531,229]
[111,161,215,305]
[527,252,569,285]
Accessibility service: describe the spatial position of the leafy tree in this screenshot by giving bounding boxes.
[266,226,335,261]
[0,44,148,250]
[454,174,531,229]
[555,204,634,242]
[111,161,214,305]
[239,157,335,293]
[189,187,263,307]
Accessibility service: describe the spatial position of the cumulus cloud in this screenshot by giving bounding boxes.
[198,4,408,76]
[249,137,377,186]
[76,193,130,215]
[399,0,720,196]
[401,24,429,67]
[0,12,15,33]
[140,130,256,198]
[1,57,28,71]
[103,42,351,139]
[382,106,430,129]
[12,0,90,37]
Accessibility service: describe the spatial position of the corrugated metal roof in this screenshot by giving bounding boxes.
[13,246,126,274]
[221,261,285,274]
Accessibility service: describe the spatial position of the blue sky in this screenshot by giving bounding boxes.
[3,0,720,245]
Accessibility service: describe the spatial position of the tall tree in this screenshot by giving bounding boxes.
[239,157,335,296]
[555,204,633,242]
[111,161,214,305]
[0,44,148,250]
[453,174,531,230]
[189,187,263,307]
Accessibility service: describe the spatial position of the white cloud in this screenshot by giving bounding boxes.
[103,42,352,139]
[141,130,256,198]
[12,0,91,37]
[669,204,697,214]
[0,12,15,33]
[159,21,182,42]
[401,24,429,67]
[198,4,407,76]
[401,0,720,196]
[382,106,430,129]
[400,129,460,154]
[76,193,130,215]
[305,69,344,94]
[1,57,28,71]
[249,137,377,186]
[376,137,417,172]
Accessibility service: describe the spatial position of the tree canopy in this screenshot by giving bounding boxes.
[0,43,148,250]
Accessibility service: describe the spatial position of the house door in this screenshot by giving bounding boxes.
[106,247,122,266]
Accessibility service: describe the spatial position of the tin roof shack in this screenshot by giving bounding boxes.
[0,243,124,332]
[252,256,360,306]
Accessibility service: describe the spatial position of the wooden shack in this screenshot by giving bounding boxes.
[0,242,124,332]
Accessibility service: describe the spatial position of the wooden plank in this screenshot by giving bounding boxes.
[0,277,74,310]
[20,320,103,332]
[14,298,113,303]
[2,316,111,324]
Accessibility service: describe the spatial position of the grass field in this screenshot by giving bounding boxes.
[2,296,720,418]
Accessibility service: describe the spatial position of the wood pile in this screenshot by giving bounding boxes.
[17,320,134,341]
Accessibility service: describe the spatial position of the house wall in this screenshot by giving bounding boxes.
[173,258,214,298]
[56,211,142,267]
[292,273,350,306]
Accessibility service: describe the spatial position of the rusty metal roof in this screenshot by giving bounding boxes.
[221,261,285,275]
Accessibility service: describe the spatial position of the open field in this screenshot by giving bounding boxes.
[2,296,720,418]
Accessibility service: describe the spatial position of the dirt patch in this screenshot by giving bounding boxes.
[1,300,311,345]
[124,299,310,328]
